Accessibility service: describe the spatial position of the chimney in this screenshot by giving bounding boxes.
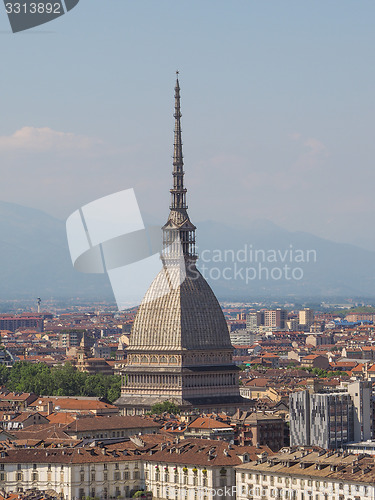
[47,401,54,416]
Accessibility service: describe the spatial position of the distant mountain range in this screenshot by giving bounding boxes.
[197,219,375,301]
[0,200,374,302]
[0,201,111,300]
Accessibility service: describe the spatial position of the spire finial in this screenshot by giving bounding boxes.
[162,75,197,261]
[172,72,184,207]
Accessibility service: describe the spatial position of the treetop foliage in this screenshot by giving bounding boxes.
[149,401,180,415]
[0,362,121,403]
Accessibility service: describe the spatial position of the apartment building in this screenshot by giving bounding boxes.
[289,381,372,448]
[299,308,314,331]
[0,314,44,333]
[0,437,271,500]
[264,309,288,330]
[0,447,142,500]
[230,329,257,346]
[246,312,264,332]
[142,438,271,500]
[246,309,287,332]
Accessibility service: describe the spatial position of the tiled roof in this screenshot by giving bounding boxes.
[244,378,269,387]
[0,436,271,467]
[187,417,233,429]
[0,447,139,464]
[28,397,117,411]
[10,412,45,422]
[0,391,35,401]
[47,412,76,425]
[236,448,375,484]
[64,415,160,432]
[145,438,272,467]
[12,424,72,442]
[130,266,233,351]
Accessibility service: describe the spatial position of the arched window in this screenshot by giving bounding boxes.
[151,356,158,363]
[141,356,148,364]
[170,356,177,364]
[160,356,167,363]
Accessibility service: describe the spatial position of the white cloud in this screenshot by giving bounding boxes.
[0,126,102,152]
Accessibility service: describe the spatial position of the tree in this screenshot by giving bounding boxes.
[132,491,152,499]
[150,401,180,415]
[2,362,121,403]
[0,365,10,385]
[107,376,121,403]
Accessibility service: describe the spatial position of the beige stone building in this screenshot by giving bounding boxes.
[0,436,272,500]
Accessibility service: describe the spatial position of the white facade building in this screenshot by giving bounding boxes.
[236,448,375,500]
[0,448,142,500]
[0,438,270,500]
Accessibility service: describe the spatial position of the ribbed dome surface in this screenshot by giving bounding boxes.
[129,264,232,351]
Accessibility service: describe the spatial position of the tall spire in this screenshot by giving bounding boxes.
[162,72,196,261]
[171,72,187,210]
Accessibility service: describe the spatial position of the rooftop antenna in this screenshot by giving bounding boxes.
[37,297,41,313]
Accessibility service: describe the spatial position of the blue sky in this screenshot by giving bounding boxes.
[1,1,375,249]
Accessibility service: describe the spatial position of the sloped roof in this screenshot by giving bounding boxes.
[64,415,160,433]
[29,397,117,411]
[145,438,272,467]
[47,412,76,425]
[187,417,233,430]
[244,378,269,388]
[129,265,232,351]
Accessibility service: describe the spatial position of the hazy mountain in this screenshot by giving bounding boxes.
[0,201,111,300]
[196,220,375,300]
[0,201,373,301]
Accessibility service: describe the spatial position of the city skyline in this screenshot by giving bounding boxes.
[0,3,375,497]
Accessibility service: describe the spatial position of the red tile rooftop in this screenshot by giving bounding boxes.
[29,397,117,411]
[187,417,233,429]
[63,415,160,433]
[330,361,358,367]
[243,378,269,387]
[46,412,76,425]
[351,364,366,372]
